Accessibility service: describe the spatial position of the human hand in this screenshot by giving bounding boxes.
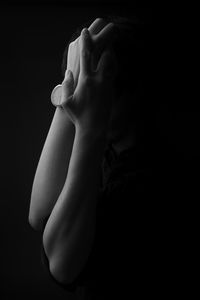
[51,18,117,107]
[61,28,117,135]
[65,18,117,89]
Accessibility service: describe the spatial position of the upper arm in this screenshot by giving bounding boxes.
[43,223,96,285]
[41,240,91,293]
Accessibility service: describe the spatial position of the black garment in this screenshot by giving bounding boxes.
[41,141,197,298]
[41,143,147,299]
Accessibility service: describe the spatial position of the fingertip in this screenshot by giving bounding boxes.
[88,17,107,34]
[81,28,89,36]
[95,17,104,22]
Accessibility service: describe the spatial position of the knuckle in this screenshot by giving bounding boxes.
[69,41,74,48]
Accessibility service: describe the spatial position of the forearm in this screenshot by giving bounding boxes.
[42,126,106,284]
[29,107,75,230]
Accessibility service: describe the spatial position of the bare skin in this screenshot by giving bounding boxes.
[28,19,117,231]
[42,27,117,284]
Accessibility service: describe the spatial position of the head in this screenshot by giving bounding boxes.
[61,15,152,153]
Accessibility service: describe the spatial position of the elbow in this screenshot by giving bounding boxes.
[47,244,93,286]
[43,239,82,285]
[42,228,70,284]
[42,217,96,285]
[43,241,77,285]
[49,257,72,285]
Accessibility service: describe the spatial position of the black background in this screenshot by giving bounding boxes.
[0,1,152,299]
[0,1,199,299]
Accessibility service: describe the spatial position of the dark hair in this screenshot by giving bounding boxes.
[61,15,154,153]
[61,15,148,97]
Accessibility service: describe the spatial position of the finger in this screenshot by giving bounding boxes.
[66,39,80,88]
[88,18,107,35]
[79,28,92,76]
[93,23,117,68]
[63,69,74,95]
[95,22,117,49]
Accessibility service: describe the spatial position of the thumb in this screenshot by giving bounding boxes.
[97,50,117,80]
[51,70,74,107]
[62,69,74,101]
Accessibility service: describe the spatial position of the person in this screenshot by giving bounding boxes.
[29,15,153,299]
